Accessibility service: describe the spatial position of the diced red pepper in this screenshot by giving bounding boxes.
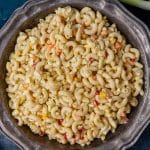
[126,58,135,65]
[60,16,65,24]
[78,127,84,133]
[93,100,99,106]
[89,57,96,64]
[120,112,129,124]
[78,128,84,140]
[122,117,129,124]
[107,95,112,99]
[130,58,136,62]
[95,89,100,95]
[32,63,36,69]
[57,119,63,125]
[105,51,108,58]
[39,131,45,136]
[72,135,76,138]
[64,133,67,140]
[87,88,91,93]
[80,135,84,140]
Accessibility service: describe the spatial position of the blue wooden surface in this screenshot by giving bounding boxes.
[0,0,150,150]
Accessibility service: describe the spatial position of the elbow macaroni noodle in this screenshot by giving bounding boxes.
[6,6,144,146]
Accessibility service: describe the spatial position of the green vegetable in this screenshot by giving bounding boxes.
[120,0,150,10]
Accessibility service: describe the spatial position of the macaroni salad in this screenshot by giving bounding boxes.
[6,6,144,146]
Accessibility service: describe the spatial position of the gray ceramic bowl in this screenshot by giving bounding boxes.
[0,0,150,150]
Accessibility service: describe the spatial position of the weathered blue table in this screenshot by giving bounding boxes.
[0,0,150,150]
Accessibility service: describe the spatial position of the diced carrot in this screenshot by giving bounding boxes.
[32,55,38,62]
[114,42,123,50]
[92,75,97,80]
[46,44,54,49]
[101,30,108,37]
[37,44,43,49]
[56,49,62,56]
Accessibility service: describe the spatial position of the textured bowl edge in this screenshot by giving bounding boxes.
[0,0,150,150]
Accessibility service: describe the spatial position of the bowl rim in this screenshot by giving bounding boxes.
[0,0,150,150]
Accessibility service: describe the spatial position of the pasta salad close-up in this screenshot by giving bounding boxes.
[5,6,144,146]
